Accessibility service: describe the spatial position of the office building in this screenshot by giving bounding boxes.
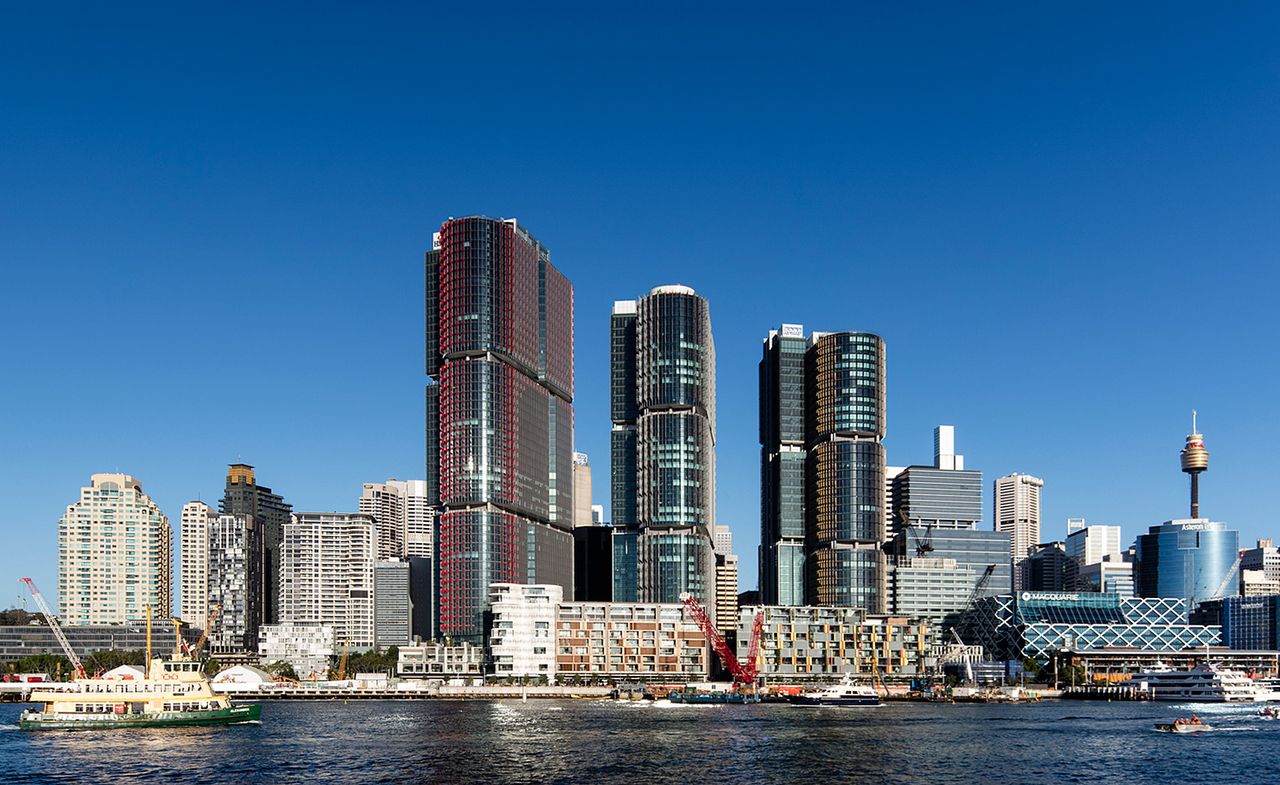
[58,473,172,624]
[1241,539,1280,582]
[715,553,739,638]
[713,524,733,554]
[0,619,194,665]
[1241,569,1280,597]
[221,464,292,625]
[426,216,575,642]
[734,606,937,682]
[591,505,604,525]
[573,525,613,602]
[890,426,982,534]
[572,453,594,528]
[759,324,808,606]
[280,512,377,648]
[1077,560,1135,596]
[257,623,335,680]
[554,602,709,682]
[889,558,983,620]
[208,513,261,652]
[179,501,216,626]
[962,592,1222,662]
[1134,519,1239,611]
[374,559,412,647]
[994,473,1043,590]
[1022,542,1068,591]
[407,556,434,642]
[610,286,716,605]
[1217,595,1280,650]
[487,583,561,681]
[1064,521,1123,589]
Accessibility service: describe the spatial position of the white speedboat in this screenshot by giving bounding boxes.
[1155,717,1213,733]
[1121,663,1270,702]
[789,676,881,707]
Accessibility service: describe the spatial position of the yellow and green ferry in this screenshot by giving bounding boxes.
[19,657,261,731]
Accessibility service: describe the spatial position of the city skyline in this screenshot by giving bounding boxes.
[4,5,1280,607]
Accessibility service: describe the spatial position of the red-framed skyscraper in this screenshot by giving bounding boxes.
[426,217,575,642]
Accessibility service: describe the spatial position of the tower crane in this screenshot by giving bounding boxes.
[19,578,87,679]
[336,640,351,681]
[680,594,764,687]
[897,508,933,559]
[190,603,223,660]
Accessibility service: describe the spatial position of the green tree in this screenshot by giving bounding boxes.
[264,660,298,680]
[16,654,71,678]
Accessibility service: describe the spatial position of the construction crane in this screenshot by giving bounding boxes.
[190,603,223,660]
[336,640,351,681]
[950,629,975,686]
[963,564,997,612]
[1200,552,1244,605]
[19,577,87,679]
[680,594,763,687]
[897,508,933,559]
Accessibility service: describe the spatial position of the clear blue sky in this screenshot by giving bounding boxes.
[2,3,1278,607]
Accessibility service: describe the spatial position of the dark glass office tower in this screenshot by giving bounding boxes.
[426,216,575,643]
[805,332,887,612]
[220,463,290,625]
[759,325,808,605]
[610,286,716,605]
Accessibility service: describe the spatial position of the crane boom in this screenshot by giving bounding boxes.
[680,594,762,686]
[19,578,87,679]
[1207,553,1243,602]
[191,603,222,659]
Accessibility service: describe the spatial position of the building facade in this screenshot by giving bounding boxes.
[572,453,594,528]
[1134,519,1240,611]
[397,641,484,681]
[573,525,613,602]
[759,325,808,607]
[554,602,709,682]
[58,473,172,624]
[257,623,335,679]
[487,583,561,681]
[1218,595,1280,650]
[374,559,412,648]
[1064,521,1123,589]
[179,501,215,626]
[1023,542,1068,592]
[715,553,739,638]
[1077,561,1136,596]
[994,473,1043,590]
[208,513,261,652]
[279,512,377,648]
[610,286,716,605]
[0,619,194,664]
[220,463,291,625]
[734,605,937,682]
[426,216,575,642]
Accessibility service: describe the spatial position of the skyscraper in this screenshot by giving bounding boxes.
[426,216,575,642]
[1135,519,1239,610]
[180,501,215,625]
[207,512,261,652]
[1064,520,1123,589]
[759,324,808,606]
[220,463,291,625]
[58,474,171,624]
[610,285,717,605]
[572,452,594,528]
[280,512,377,648]
[806,331,887,612]
[994,473,1043,590]
[359,481,407,559]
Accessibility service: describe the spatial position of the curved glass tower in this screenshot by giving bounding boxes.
[1135,519,1239,612]
[611,285,716,604]
[805,332,887,612]
[426,216,575,642]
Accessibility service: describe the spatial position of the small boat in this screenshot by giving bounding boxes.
[789,675,881,707]
[1258,706,1279,719]
[1154,716,1213,734]
[668,689,760,704]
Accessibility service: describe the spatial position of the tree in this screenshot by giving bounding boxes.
[0,608,38,626]
[264,660,298,681]
[16,654,70,678]
[203,657,221,676]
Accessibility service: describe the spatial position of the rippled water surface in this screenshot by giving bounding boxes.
[2,699,1278,784]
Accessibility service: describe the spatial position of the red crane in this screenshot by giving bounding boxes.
[681,594,764,687]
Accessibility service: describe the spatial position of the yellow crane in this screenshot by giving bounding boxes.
[191,603,223,660]
[336,640,351,681]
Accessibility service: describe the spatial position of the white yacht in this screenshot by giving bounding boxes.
[789,675,882,707]
[1121,663,1271,702]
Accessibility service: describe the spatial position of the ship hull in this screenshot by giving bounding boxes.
[789,696,881,707]
[19,703,260,731]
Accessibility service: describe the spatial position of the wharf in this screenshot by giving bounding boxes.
[1060,685,1151,701]
[222,685,614,701]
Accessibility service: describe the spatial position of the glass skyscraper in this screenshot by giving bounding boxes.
[610,286,716,605]
[1135,519,1239,613]
[759,325,807,606]
[426,216,575,642]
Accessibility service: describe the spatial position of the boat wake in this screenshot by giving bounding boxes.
[0,724,19,731]
[231,720,263,726]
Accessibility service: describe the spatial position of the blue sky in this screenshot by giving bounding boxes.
[2,3,1278,606]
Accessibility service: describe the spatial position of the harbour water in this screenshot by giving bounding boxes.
[1,699,1276,784]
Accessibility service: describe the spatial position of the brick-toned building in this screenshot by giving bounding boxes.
[555,602,708,682]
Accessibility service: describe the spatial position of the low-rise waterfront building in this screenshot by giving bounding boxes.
[733,605,937,682]
[0,620,196,664]
[554,602,708,682]
[487,584,560,681]
[257,622,335,680]
[397,641,484,681]
[1059,648,1280,680]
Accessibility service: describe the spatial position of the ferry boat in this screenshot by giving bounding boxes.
[1120,663,1271,703]
[789,675,882,707]
[19,657,261,730]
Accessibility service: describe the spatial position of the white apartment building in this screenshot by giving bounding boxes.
[994,473,1043,590]
[258,622,336,679]
[280,512,377,648]
[713,524,734,554]
[58,473,171,625]
[359,479,434,560]
[1065,521,1123,566]
[487,583,562,681]
[180,501,215,625]
[1241,539,1280,582]
[715,553,739,637]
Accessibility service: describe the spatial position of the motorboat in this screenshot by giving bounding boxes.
[789,675,881,707]
[1154,716,1213,734]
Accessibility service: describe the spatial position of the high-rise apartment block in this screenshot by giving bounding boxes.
[759,326,887,612]
[58,474,172,624]
[220,464,291,625]
[207,512,261,652]
[280,512,377,648]
[426,217,575,642]
[715,553,739,637]
[359,482,405,559]
[994,473,1043,590]
[713,524,733,554]
[572,453,594,528]
[610,286,716,606]
[179,501,215,625]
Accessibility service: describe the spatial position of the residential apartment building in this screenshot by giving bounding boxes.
[220,464,291,625]
[554,602,709,682]
[279,512,377,648]
[179,501,215,625]
[257,623,335,679]
[58,473,171,624]
[208,513,261,652]
[487,583,561,680]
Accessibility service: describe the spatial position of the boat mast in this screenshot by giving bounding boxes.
[145,604,152,679]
